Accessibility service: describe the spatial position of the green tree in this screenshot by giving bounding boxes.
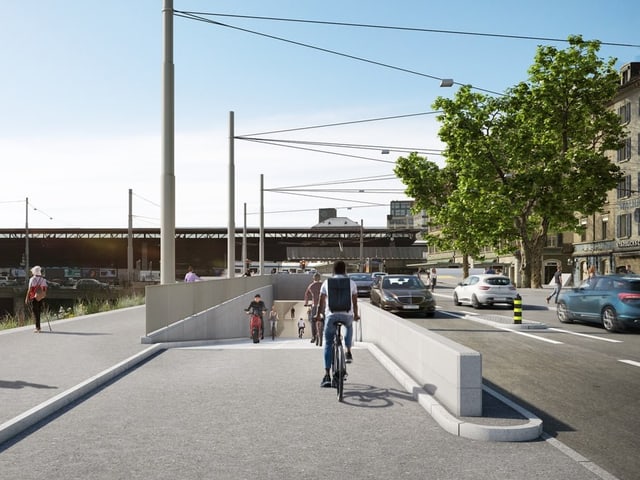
[398,36,625,287]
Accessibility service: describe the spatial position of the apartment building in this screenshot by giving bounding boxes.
[572,62,640,281]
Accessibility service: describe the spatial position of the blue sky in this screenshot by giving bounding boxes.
[1,0,639,229]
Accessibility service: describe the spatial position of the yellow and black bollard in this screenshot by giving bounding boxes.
[513,294,522,324]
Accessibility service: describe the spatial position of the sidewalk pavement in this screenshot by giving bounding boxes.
[0,303,613,480]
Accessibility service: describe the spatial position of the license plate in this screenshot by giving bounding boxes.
[403,305,419,310]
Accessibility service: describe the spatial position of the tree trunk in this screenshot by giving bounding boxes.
[520,233,547,288]
[462,252,470,279]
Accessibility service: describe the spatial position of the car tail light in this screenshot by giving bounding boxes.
[479,286,490,290]
[618,292,640,303]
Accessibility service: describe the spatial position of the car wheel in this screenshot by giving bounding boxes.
[471,294,482,309]
[453,292,461,306]
[601,306,621,333]
[424,310,435,318]
[557,301,572,323]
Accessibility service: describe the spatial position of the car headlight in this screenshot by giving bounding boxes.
[382,292,398,302]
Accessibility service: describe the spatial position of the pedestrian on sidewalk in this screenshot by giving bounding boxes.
[546,265,563,304]
[184,266,200,282]
[25,265,47,333]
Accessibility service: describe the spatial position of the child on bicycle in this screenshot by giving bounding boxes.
[315,260,359,388]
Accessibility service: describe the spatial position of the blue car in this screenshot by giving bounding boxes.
[556,275,640,332]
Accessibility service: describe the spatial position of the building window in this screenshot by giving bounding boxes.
[617,213,632,238]
[601,218,608,239]
[619,102,631,124]
[617,138,632,162]
[617,175,632,198]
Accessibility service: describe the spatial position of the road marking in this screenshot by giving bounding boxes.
[619,359,640,368]
[439,310,564,344]
[493,325,564,344]
[548,327,623,343]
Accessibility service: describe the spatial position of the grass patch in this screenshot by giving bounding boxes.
[0,294,145,331]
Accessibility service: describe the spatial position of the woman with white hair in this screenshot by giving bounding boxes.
[24,265,47,332]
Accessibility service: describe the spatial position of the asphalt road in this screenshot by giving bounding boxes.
[402,284,640,480]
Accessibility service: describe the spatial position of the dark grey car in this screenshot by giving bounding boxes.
[348,273,374,297]
[370,274,436,317]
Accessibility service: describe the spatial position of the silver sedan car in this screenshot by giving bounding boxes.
[453,274,517,308]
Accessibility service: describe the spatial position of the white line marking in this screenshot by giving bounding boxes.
[439,310,563,344]
[548,328,623,343]
[493,325,564,344]
[619,359,640,368]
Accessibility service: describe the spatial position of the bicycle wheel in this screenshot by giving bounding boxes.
[334,341,345,401]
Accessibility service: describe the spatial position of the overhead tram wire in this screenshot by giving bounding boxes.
[247,203,387,216]
[235,137,442,156]
[175,11,640,49]
[240,138,398,165]
[172,11,502,96]
[277,174,399,189]
[266,189,388,206]
[237,111,441,137]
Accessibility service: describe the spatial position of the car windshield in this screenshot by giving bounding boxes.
[350,274,372,281]
[383,277,424,289]
[485,277,511,286]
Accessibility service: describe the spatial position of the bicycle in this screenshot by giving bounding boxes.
[331,321,347,401]
[246,308,263,343]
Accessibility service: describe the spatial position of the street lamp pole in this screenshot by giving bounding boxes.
[242,202,247,274]
[259,174,264,275]
[227,111,235,278]
[25,197,29,286]
[160,0,176,284]
[128,188,134,286]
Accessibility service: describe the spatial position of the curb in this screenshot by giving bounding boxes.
[0,344,164,446]
[364,342,543,442]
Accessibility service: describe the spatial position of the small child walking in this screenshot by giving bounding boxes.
[297,317,306,338]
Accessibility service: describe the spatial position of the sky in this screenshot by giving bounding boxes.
[1,0,639,230]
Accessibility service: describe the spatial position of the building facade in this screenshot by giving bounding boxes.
[572,62,640,281]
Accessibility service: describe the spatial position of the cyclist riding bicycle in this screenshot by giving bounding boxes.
[315,260,359,388]
[246,293,267,340]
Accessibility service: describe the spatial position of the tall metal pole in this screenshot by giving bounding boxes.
[127,188,134,286]
[242,202,247,274]
[259,174,264,276]
[25,197,29,286]
[160,0,175,284]
[359,219,364,272]
[227,111,236,278]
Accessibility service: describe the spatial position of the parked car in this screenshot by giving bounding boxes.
[453,274,517,308]
[348,273,374,297]
[45,280,62,289]
[370,274,435,317]
[0,276,12,286]
[74,278,109,290]
[557,275,640,332]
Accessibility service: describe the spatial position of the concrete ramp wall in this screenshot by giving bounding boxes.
[359,302,482,417]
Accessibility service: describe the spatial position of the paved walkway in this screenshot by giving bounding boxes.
[0,302,615,479]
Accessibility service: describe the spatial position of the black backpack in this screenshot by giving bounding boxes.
[328,277,351,312]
